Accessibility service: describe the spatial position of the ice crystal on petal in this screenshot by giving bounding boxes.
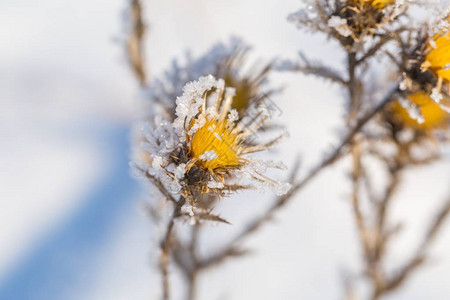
[431,88,443,104]
[208,181,225,189]
[438,103,450,113]
[199,150,218,162]
[173,75,224,134]
[429,39,437,49]
[227,109,239,125]
[399,97,425,124]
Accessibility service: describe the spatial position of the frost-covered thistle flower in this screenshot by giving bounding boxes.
[388,92,449,130]
[134,38,276,168]
[136,75,290,206]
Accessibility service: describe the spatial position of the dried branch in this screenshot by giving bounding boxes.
[179,210,231,225]
[186,224,200,300]
[372,198,450,299]
[356,35,392,65]
[160,197,186,300]
[198,247,250,270]
[349,131,450,300]
[372,165,402,262]
[126,0,148,86]
[200,86,399,267]
[350,142,372,271]
[420,199,450,251]
[136,165,179,205]
[355,29,408,66]
[280,52,347,85]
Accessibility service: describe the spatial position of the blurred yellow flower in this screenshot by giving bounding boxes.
[391,92,448,130]
[352,0,394,9]
[221,57,272,112]
[224,73,255,112]
[422,22,450,84]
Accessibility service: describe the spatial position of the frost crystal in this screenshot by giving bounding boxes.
[199,150,218,161]
[431,88,443,104]
[429,39,437,49]
[208,181,225,189]
[439,103,450,113]
[398,97,425,124]
[174,163,187,180]
[328,16,352,37]
[399,77,409,91]
[239,160,291,195]
[141,116,179,156]
[151,156,164,170]
[173,75,224,134]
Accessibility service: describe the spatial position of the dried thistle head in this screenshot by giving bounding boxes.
[288,0,404,50]
[220,51,273,113]
[331,0,401,46]
[135,76,290,208]
[144,38,274,121]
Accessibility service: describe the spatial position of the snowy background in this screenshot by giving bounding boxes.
[1,0,450,299]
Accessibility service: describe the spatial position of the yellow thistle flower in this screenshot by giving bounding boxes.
[189,119,243,170]
[180,77,281,177]
[391,92,448,130]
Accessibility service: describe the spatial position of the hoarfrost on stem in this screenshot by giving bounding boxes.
[328,16,352,37]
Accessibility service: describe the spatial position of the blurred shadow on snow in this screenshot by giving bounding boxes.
[0,124,139,300]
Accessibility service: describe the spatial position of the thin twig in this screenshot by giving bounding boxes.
[160,197,186,300]
[138,166,179,205]
[126,0,148,86]
[186,224,200,300]
[356,35,393,65]
[381,198,450,296]
[284,52,348,85]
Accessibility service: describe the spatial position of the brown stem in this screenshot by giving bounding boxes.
[348,52,358,114]
[187,272,197,300]
[160,198,186,300]
[186,224,200,300]
[126,0,148,86]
